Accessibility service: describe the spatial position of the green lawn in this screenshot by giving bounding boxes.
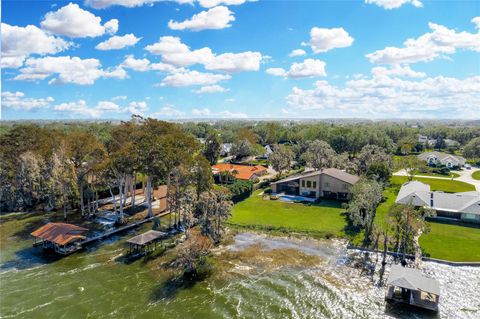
[419,222,480,262]
[391,176,475,193]
[229,190,348,238]
[410,171,460,178]
[472,170,480,181]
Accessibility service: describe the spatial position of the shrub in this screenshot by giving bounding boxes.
[226,180,254,203]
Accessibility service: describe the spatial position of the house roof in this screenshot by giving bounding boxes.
[126,230,166,246]
[395,181,480,215]
[387,264,441,295]
[31,223,88,246]
[212,163,267,180]
[417,151,465,164]
[272,168,359,185]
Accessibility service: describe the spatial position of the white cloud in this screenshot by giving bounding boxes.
[371,65,426,78]
[96,101,120,111]
[307,27,354,53]
[194,85,229,94]
[85,0,157,9]
[160,70,231,87]
[266,59,327,78]
[365,0,423,10]
[192,108,247,118]
[1,91,54,110]
[151,105,186,118]
[41,3,118,38]
[1,23,71,68]
[168,6,235,31]
[197,0,253,8]
[15,56,126,85]
[289,49,306,57]
[125,101,149,115]
[54,100,103,118]
[96,34,140,50]
[112,95,127,101]
[285,72,480,118]
[472,17,480,30]
[366,20,480,65]
[145,36,263,72]
[121,55,183,73]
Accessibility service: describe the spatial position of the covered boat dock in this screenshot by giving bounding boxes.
[385,264,440,312]
[31,223,88,255]
[126,230,166,254]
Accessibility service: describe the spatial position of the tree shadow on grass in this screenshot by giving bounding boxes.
[341,212,361,239]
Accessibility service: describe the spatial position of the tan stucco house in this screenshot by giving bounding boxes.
[271,168,360,200]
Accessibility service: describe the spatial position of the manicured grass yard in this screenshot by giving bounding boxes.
[391,176,475,193]
[419,222,480,262]
[472,170,480,181]
[229,190,348,238]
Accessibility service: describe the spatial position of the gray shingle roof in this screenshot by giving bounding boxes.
[272,168,359,185]
[417,151,465,164]
[387,264,441,295]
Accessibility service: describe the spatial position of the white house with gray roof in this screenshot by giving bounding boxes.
[271,168,360,200]
[417,151,466,168]
[396,181,480,224]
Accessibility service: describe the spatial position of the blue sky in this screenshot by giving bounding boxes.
[1,0,479,120]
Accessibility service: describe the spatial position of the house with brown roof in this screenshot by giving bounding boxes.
[31,223,88,255]
[212,163,268,182]
[271,168,360,200]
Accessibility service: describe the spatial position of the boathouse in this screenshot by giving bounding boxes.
[31,223,88,255]
[126,230,166,254]
[385,264,440,312]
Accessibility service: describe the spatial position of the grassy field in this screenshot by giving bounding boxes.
[229,190,348,238]
[472,170,480,180]
[391,175,475,193]
[419,221,480,262]
[411,171,460,178]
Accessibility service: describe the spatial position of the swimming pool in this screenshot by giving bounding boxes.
[278,195,316,202]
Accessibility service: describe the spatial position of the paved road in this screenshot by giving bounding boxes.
[393,167,480,191]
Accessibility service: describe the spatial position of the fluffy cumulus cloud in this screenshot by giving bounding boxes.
[96,101,120,111]
[85,0,158,9]
[197,0,253,8]
[145,36,263,72]
[151,105,186,118]
[168,6,235,31]
[1,91,54,110]
[121,55,183,73]
[192,108,247,118]
[52,98,150,118]
[1,23,71,68]
[54,100,103,118]
[289,49,306,57]
[365,0,422,10]
[306,27,354,53]
[124,101,149,115]
[285,68,480,118]
[41,3,118,38]
[160,70,231,87]
[366,19,480,65]
[15,56,127,85]
[266,59,327,78]
[371,65,426,78]
[194,85,229,94]
[96,34,141,50]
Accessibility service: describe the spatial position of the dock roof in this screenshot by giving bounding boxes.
[31,223,88,246]
[387,265,441,295]
[126,230,166,246]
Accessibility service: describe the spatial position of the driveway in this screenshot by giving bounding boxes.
[393,167,480,191]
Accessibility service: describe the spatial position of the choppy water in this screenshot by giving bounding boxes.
[0,224,479,319]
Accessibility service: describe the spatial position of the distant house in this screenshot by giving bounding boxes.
[220,143,232,157]
[418,135,428,144]
[417,151,466,168]
[271,168,360,200]
[212,163,267,182]
[386,264,440,312]
[395,181,480,224]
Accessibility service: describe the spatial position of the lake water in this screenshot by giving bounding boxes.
[1,218,479,319]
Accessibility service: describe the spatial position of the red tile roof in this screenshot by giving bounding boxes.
[31,223,88,246]
[212,163,267,180]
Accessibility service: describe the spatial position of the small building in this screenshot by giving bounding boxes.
[386,264,440,312]
[418,135,428,145]
[257,145,273,159]
[395,181,480,224]
[220,143,232,157]
[31,223,88,255]
[212,163,267,182]
[126,230,166,254]
[417,151,466,168]
[271,168,360,200]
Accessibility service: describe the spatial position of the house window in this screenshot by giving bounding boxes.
[313,181,317,188]
[307,181,312,188]
[302,180,305,187]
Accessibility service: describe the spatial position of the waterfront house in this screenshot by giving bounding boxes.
[271,168,360,200]
[386,264,440,312]
[417,151,466,168]
[31,223,88,255]
[395,181,480,224]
